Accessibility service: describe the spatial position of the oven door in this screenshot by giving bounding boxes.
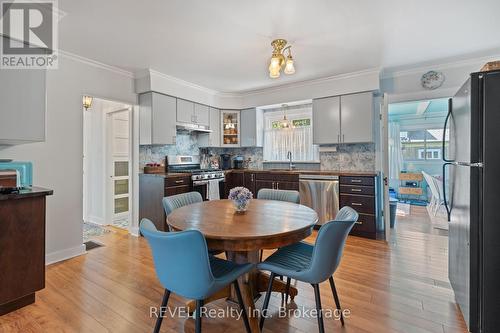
[193,179,225,200]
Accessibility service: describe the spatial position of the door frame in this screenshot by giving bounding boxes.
[380,94,391,241]
[82,96,139,237]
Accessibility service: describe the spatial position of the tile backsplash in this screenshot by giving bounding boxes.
[320,143,376,172]
[139,132,376,172]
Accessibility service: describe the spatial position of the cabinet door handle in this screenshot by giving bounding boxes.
[337,134,340,143]
[355,221,363,225]
[351,202,362,206]
[276,182,279,189]
[175,180,184,184]
[351,188,362,192]
[351,179,362,183]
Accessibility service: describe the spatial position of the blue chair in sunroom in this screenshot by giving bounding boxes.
[140,219,253,333]
[257,206,359,333]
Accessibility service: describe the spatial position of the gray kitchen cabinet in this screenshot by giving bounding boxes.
[139,92,177,145]
[194,103,210,126]
[312,96,341,144]
[176,99,194,123]
[312,92,374,144]
[340,92,374,143]
[240,108,264,147]
[198,107,221,147]
[0,65,46,145]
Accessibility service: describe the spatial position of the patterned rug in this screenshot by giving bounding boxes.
[83,222,111,242]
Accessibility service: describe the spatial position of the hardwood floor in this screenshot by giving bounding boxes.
[0,206,467,333]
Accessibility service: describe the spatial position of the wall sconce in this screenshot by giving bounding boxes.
[82,95,93,110]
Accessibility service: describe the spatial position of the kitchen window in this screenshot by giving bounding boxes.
[263,106,319,162]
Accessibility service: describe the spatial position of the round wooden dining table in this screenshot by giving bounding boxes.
[167,199,318,333]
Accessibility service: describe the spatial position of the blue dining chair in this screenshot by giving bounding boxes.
[257,188,300,204]
[140,218,253,333]
[257,206,358,333]
[163,192,223,255]
[162,191,203,218]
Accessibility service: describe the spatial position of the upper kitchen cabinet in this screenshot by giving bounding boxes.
[340,92,374,143]
[221,110,240,147]
[0,66,46,145]
[176,99,194,123]
[139,92,177,145]
[313,96,340,145]
[194,103,209,126]
[312,92,374,144]
[198,107,221,147]
[240,108,264,147]
[176,99,209,126]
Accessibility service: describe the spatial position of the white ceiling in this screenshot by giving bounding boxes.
[58,0,500,93]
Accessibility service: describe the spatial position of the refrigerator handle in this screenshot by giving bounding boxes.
[442,162,452,222]
[442,98,454,163]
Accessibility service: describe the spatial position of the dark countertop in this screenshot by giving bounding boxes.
[0,186,53,201]
[139,172,191,178]
[225,169,378,177]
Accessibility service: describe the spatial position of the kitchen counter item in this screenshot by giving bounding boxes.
[299,174,339,226]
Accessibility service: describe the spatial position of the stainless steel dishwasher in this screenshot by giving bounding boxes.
[299,174,339,226]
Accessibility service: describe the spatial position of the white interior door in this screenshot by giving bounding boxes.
[381,94,391,241]
[106,109,131,227]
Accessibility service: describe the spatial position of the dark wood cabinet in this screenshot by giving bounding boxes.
[139,174,191,231]
[0,188,53,315]
[254,180,274,194]
[244,172,256,195]
[339,175,380,239]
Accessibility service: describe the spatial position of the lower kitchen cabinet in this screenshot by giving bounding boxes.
[225,171,299,196]
[339,175,381,239]
[139,174,191,231]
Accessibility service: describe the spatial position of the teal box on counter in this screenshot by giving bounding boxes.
[0,161,33,187]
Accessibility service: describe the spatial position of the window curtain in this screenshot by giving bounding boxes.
[263,126,318,161]
[388,121,403,189]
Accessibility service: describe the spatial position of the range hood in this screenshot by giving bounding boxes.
[176,123,212,133]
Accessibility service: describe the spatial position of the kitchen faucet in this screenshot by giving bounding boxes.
[287,151,295,170]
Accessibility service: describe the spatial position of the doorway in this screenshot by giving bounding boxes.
[83,97,133,244]
[386,97,449,235]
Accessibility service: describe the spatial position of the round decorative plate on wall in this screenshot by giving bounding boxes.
[421,71,445,90]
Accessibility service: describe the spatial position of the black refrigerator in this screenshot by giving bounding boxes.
[444,69,500,333]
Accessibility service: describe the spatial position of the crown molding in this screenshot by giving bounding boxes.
[233,68,381,97]
[58,50,135,78]
[381,53,500,79]
[147,69,219,96]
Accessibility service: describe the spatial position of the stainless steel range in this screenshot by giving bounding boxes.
[166,155,225,199]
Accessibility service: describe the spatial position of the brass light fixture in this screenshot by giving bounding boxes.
[268,39,295,79]
[82,95,93,110]
[279,104,294,129]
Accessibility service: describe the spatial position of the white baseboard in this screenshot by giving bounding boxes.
[45,244,86,265]
[129,226,139,237]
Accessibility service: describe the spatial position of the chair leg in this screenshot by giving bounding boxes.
[329,276,344,326]
[284,277,291,304]
[259,272,276,330]
[195,299,203,333]
[233,281,251,333]
[312,284,325,333]
[153,289,170,333]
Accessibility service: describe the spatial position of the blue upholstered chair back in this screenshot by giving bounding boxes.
[140,218,215,300]
[257,189,300,203]
[162,191,203,216]
[308,206,358,282]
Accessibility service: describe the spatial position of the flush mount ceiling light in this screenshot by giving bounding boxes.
[268,39,295,79]
[82,95,93,110]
